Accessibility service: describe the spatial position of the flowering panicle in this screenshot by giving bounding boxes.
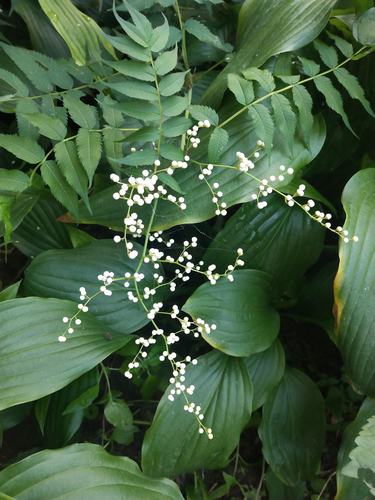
[59,119,358,437]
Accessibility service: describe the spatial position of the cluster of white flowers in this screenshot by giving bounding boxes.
[187,119,211,148]
[58,287,88,342]
[59,126,360,439]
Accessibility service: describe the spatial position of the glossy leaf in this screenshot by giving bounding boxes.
[0,443,183,499]
[23,239,157,334]
[0,297,129,410]
[0,281,21,302]
[244,340,285,410]
[41,160,79,219]
[183,270,280,357]
[314,76,356,135]
[336,398,375,500]
[334,169,375,396]
[208,127,229,163]
[75,114,325,232]
[353,8,375,45]
[0,134,44,164]
[202,0,336,106]
[142,351,253,477]
[105,400,133,430]
[259,368,326,486]
[63,92,98,129]
[0,169,29,193]
[227,74,254,105]
[76,128,102,186]
[23,113,66,141]
[54,141,90,209]
[13,195,72,257]
[204,195,324,291]
[159,72,186,97]
[38,369,99,447]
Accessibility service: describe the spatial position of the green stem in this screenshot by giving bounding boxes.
[100,363,113,401]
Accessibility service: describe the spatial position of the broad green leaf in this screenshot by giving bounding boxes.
[23,239,157,334]
[0,134,44,164]
[314,76,356,135]
[41,160,79,219]
[314,39,339,68]
[13,196,72,257]
[107,80,158,101]
[74,114,326,231]
[327,33,354,58]
[142,351,253,477]
[150,16,170,52]
[208,127,229,163]
[63,92,98,129]
[103,128,124,167]
[290,261,336,336]
[113,12,150,48]
[334,169,375,396]
[336,398,375,500]
[163,95,189,117]
[259,368,326,486]
[342,414,375,495]
[298,56,320,76]
[0,297,129,410]
[105,34,150,62]
[183,270,280,357]
[119,149,158,166]
[242,67,275,92]
[159,72,186,97]
[0,281,21,302]
[292,85,314,140]
[0,189,40,240]
[353,8,375,45]
[0,68,29,97]
[105,400,133,430]
[0,169,29,193]
[244,340,285,410]
[54,141,90,210]
[249,103,274,151]
[189,105,219,126]
[16,100,40,140]
[118,1,153,47]
[23,113,66,141]
[0,404,30,436]
[66,226,95,249]
[0,443,183,499]
[116,100,160,121]
[185,18,232,52]
[0,43,53,93]
[163,116,192,137]
[155,45,178,76]
[105,59,154,81]
[160,142,184,161]
[124,126,159,143]
[202,0,336,106]
[76,128,102,185]
[12,0,70,59]
[158,172,185,194]
[271,94,296,153]
[266,470,305,500]
[64,369,99,415]
[227,74,254,105]
[334,68,375,117]
[38,369,99,447]
[39,0,115,65]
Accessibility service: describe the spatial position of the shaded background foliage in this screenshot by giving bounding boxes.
[0,0,375,498]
